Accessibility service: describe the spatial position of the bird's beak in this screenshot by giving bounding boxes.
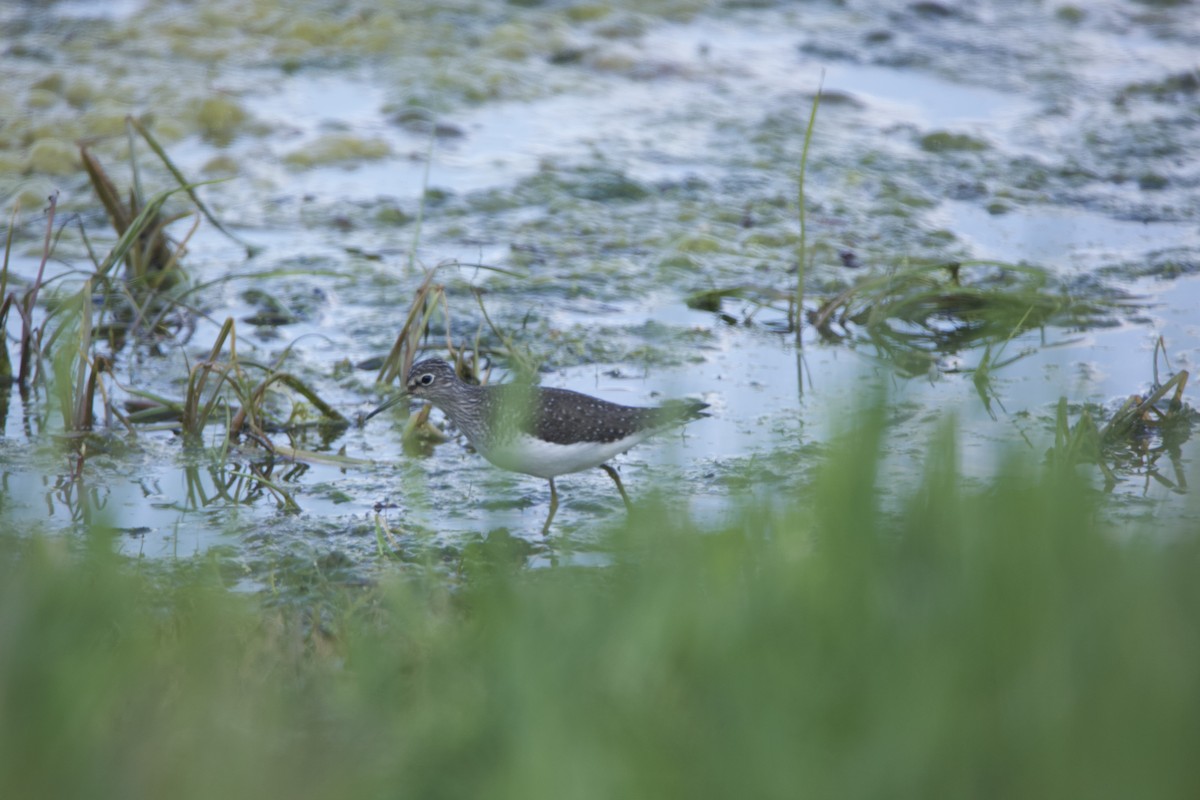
[363,390,409,422]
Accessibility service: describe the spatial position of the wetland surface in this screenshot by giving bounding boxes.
[2,0,1199,587]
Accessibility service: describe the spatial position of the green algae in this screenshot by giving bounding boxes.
[24,139,80,175]
[919,131,990,153]
[192,95,252,146]
[283,135,392,168]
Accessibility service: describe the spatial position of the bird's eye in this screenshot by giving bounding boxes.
[420,373,434,386]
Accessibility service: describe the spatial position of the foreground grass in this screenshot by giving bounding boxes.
[2,414,1199,799]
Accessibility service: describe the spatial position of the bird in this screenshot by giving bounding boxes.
[365,358,709,534]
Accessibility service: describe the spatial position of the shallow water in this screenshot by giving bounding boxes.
[2,0,1198,581]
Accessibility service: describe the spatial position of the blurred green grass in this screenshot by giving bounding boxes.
[3,411,1199,799]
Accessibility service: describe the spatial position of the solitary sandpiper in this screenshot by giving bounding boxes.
[366,358,709,534]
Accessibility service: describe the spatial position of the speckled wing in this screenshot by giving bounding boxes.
[486,385,707,446]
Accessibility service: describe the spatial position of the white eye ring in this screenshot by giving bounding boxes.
[420,373,434,385]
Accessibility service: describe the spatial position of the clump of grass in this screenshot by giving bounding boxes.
[4,403,1200,798]
[1,192,59,391]
[81,143,185,292]
[3,127,351,520]
[374,266,451,389]
[368,262,535,453]
[170,317,347,445]
[809,260,1127,377]
[1050,336,1192,490]
[79,117,255,353]
[46,278,106,434]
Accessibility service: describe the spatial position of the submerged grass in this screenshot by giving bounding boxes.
[5,132,346,491]
[3,406,1199,799]
[1049,337,1192,493]
[808,259,1129,378]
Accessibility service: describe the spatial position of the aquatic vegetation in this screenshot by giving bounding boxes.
[283,134,393,169]
[1049,338,1192,492]
[806,260,1129,377]
[919,131,990,153]
[1,131,343,517]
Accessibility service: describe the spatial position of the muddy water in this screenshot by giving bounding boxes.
[2,1,1198,579]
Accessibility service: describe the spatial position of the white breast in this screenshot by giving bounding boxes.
[481,431,655,479]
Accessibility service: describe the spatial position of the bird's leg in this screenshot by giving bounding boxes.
[541,478,559,536]
[599,464,633,512]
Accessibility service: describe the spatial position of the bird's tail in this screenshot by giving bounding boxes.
[658,399,710,426]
